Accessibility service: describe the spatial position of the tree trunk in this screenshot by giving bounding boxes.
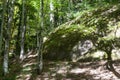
[50,0,54,29]
[106,50,120,78]
[4,39,9,75]
[15,9,22,55]
[106,49,113,71]
[37,0,44,74]
[0,0,7,56]
[69,0,73,11]
[20,0,26,60]
[3,0,15,75]
[15,22,21,55]
[67,0,73,21]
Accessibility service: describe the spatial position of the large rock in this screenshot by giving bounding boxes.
[43,4,120,60]
[71,40,93,62]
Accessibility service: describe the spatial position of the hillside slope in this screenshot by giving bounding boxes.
[43,4,120,60]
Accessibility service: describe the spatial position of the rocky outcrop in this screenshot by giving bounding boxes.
[43,4,120,60]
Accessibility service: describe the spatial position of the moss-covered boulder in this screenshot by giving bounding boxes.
[43,4,120,60]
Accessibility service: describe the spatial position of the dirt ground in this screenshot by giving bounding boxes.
[35,60,120,80]
[15,52,120,80]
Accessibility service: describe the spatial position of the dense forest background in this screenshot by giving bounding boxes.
[0,0,120,80]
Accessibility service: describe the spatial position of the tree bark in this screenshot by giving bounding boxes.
[3,0,15,75]
[0,0,7,56]
[20,0,26,60]
[37,0,44,74]
[50,0,54,29]
[15,9,22,55]
[106,50,120,78]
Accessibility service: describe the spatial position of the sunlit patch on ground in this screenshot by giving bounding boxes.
[70,68,89,74]
[16,73,32,80]
[22,63,36,68]
[15,51,120,80]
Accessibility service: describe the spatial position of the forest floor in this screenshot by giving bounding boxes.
[12,51,120,80]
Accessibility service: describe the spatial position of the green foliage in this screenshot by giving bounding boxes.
[43,24,96,60]
[43,3,120,60]
[0,0,120,79]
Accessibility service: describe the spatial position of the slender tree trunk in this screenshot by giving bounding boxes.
[4,39,9,75]
[15,9,22,55]
[37,0,44,74]
[3,0,15,75]
[59,0,65,25]
[0,0,7,75]
[50,0,54,29]
[106,51,120,78]
[15,22,21,54]
[54,7,58,27]
[0,0,7,56]
[15,3,24,55]
[105,47,114,71]
[69,0,73,11]
[20,0,26,60]
[67,0,73,21]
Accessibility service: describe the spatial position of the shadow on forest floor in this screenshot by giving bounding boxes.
[34,60,120,80]
[0,57,22,80]
[2,51,120,80]
[106,60,120,78]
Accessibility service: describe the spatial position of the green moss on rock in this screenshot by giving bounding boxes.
[43,4,120,60]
